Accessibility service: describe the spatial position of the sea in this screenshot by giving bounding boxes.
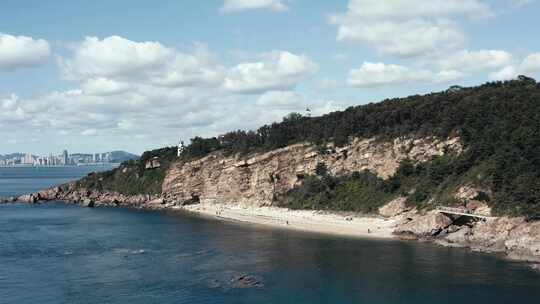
[1,166,539,304]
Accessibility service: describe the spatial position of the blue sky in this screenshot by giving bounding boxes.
[1,0,539,155]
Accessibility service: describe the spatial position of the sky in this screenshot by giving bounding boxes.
[1,0,539,155]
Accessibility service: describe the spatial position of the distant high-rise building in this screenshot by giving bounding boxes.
[94,153,100,163]
[24,153,33,165]
[62,150,69,165]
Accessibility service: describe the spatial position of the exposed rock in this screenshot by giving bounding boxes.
[394,213,453,237]
[163,136,462,207]
[81,199,95,208]
[181,193,200,206]
[504,220,540,262]
[379,197,409,217]
[17,194,38,204]
[447,225,461,234]
[37,187,61,201]
[445,226,472,244]
[454,186,492,216]
[455,186,484,201]
[467,217,525,253]
[148,198,165,205]
[469,201,492,217]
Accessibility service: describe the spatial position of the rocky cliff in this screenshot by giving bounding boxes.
[162,136,462,206]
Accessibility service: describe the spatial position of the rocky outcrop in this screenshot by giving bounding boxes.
[399,213,540,262]
[20,183,172,210]
[505,221,540,262]
[0,196,16,204]
[394,212,453,238]
[163,136,462,207]
[17,193,39,204]
[378,197,409,217]
[454,185,492,216]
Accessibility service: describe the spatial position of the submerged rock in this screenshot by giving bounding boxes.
[230,274,264,289]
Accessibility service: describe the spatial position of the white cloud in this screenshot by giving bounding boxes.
[317,78,339,91]
[488,52,540,81]
[0,94,26,123]
[521,53,540,74]
[0,33,50,70]
[489,66,518,80]
[2,36,333,153]
[509,0,534,8]
[331,0,492,58]
[61,36,225,88]
[224,51,318,94]
[343,0,492,19]
[348,62,462,87]
[256,91,304,109]
[440,49,512,72]
[81,78,131,96]
[81,129,97,136]
[221,0,288,13]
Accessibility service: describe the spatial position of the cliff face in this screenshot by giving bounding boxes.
[162,136,462,206]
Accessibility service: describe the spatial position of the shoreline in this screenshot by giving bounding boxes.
[5,186,540,265]
[174,203,397,240]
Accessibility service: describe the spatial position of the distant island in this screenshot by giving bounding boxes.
[0,150,138,167]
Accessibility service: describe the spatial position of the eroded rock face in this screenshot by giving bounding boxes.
[454,186,492,216]
[394,213,453,237]
[379,197,409,217]
[163,136,462,207]
[467,217,525,253]
[504,221,540,262]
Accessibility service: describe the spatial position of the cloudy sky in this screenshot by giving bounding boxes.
[1,0,539,155]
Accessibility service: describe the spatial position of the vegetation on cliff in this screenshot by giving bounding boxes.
[76,77,540,217]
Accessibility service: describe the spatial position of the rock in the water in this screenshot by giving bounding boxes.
[81,199,95,208]
[394,213,453,237]
[230,274,264,288]
[504,220,540,262]
[468,217,525,253]
[445,226,472,244]
[379,197,409,217]
[17,194,38,204]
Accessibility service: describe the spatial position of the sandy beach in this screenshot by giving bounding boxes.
[176,203,397,239]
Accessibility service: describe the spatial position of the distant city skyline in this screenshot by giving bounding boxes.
[1,1,540,154]
[0,150,137,166]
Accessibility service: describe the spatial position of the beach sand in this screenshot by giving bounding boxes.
[176,203,397,239]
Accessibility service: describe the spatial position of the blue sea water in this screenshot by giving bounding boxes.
[0,165,116,198]
[1,167,540,304]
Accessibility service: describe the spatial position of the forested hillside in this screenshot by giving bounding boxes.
[77,76,540,217]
